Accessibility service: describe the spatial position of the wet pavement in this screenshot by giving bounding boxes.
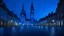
[0,26,64,36]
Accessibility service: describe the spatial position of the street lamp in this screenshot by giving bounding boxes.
[52,20,55,22]
[11,20,13,22]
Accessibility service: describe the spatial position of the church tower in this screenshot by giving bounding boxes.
[20,4,26,24]
[30,2,34,24]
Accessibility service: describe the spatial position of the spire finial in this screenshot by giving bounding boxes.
[31,2,34,10]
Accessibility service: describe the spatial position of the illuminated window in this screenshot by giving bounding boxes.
[15,21,18,26]
[15,23,18,26]
[19,23,21,25]
[59,21,60,26]
[61,21,63,26]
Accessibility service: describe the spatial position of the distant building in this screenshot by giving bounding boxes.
[7,11,20,26]
[20,3,36,25]
[26,19,30,25]
[20,4,26,25]
[30,3,34,24]
[38,0,64,26]
[47,12,56,24]
[38,12,56,26]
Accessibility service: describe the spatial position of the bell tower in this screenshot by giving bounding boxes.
[20,4,26,24]
[30,2,34,24]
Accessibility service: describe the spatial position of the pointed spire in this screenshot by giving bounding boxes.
[20,4,26,16]
[31,2,34,10]
[31,2,33,7]
[22,4,24,11]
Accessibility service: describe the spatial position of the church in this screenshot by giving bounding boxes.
[20,3,37,25]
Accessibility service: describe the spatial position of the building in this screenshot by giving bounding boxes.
[56,0,64,26]
[38,0,64,26]
[7,11,20,26]
[20,3,36,25]
[26,19,30,26]
[30,3,34,24]
[20,4,26,25]
[0,0,20,27]
[38,12,56,26]
[0,0,8,26]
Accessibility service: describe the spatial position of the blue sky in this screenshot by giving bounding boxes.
[3,0,59,21]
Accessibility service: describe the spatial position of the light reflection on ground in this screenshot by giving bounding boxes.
[0,26,64,36]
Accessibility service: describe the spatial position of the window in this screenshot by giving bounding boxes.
[61,21,63,26]
[58,21,60,26]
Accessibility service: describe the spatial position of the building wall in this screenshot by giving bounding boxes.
[56,0,64,26]
[0,7,8,26]
[0,7,7,21]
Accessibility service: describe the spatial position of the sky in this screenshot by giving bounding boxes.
[3,0,59,21]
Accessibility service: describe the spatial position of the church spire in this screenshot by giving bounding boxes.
[30,2,34,24]
[20,4,26,17]
[31,2,34,10]
[22,4,24,11]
